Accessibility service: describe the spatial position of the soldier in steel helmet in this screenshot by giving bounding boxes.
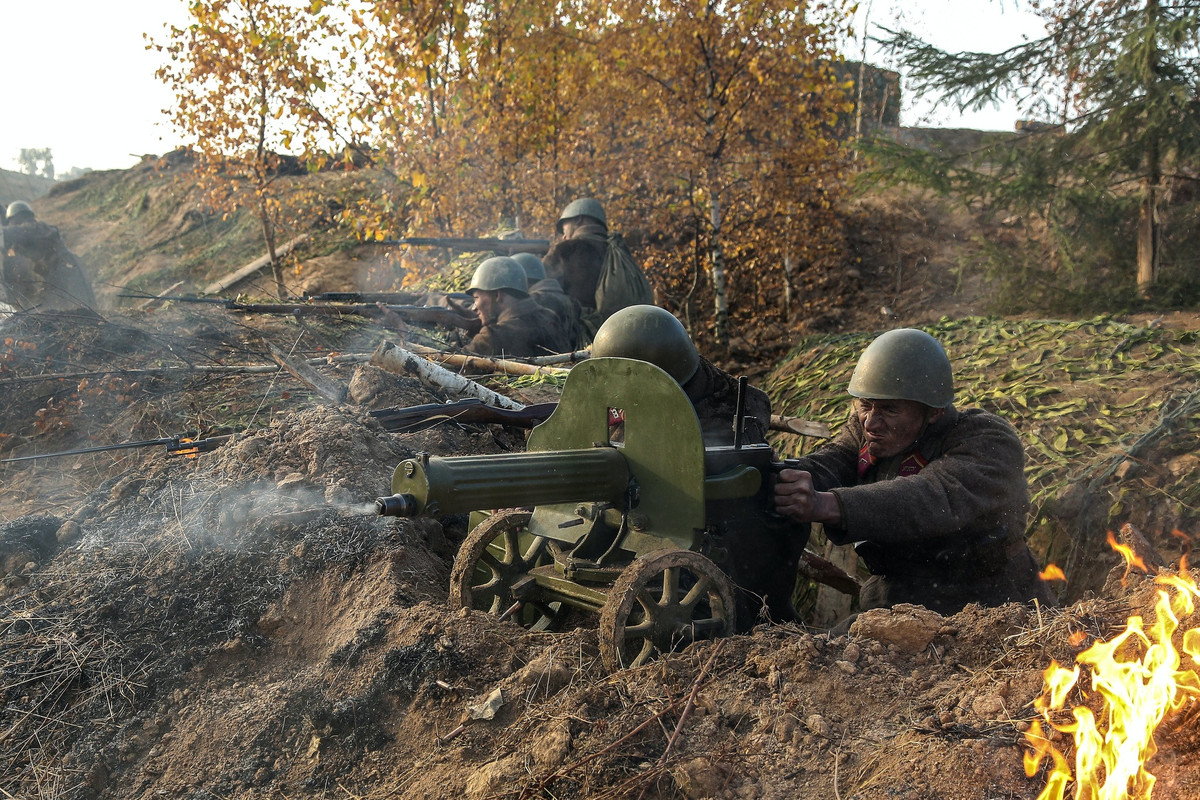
[462,256,570,358]
[511,251,577,336]
[590,304,770,447]
[591,305,802,627]
[772,328,1056,616]
[2,201,96,310]
[542,198,654,346]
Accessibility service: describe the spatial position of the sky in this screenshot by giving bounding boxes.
[0,0,1048,177]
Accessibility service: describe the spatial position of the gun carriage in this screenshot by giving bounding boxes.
[376,358,808,671]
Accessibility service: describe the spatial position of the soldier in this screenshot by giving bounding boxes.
[590,305,770,447]
[2,201,96,310]
[590,304,802,627]
[542,198,654,346]
[772,328,1057,616]
[463,256,570,358]
[511,251,578,337]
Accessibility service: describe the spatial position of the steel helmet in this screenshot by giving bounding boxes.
[556,197,607,232]
[5,201,34,221]
[847,328,954,408]
[511,252,546,282]
[468,256,529,296]
[590,305,700,384]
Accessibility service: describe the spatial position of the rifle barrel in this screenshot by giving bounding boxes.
[2,436,179,463]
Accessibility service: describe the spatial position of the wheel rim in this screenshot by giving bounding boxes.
[449,510,562,630]
[599,549,734,671]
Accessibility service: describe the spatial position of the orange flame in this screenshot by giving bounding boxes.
[1042,564,1068,582]
[1025,540,1200,799]
[1106,530,1147,582]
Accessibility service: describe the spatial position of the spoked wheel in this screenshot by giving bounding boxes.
[598,549,735,671]
[449,510,562,631]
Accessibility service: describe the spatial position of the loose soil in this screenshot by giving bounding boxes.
[0,159,1197,799]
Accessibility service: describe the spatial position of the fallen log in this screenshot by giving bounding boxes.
[369,341,523,410]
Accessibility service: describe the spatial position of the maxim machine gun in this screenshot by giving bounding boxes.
[376,358,810,671]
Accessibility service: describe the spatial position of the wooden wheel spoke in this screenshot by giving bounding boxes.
[477,549,504,575]
[599,549,736,673]
[679,575,713,610]
[660,566,680,604]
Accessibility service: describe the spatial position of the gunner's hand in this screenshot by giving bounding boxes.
[773,468,841,525]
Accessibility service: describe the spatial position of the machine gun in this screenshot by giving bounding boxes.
[380,237,551,256]
[375,358,811,671]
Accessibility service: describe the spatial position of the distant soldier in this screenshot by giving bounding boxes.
[463,256,570,358]
[2,201,96,310]
[542,198,654,347]
[511,251,578,338]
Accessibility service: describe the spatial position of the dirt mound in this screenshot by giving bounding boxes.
[0,303,1197,799]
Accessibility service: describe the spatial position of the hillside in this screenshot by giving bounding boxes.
[1,157,1198,799]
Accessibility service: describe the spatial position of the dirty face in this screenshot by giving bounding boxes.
[854,398,941,459]
[471,289,500,325]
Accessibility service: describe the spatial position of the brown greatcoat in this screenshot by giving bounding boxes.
[793,406,1056,615]
[2,220,95,309]
[528,277,579,337]
[543,223,653,346]
[465,296,570,358]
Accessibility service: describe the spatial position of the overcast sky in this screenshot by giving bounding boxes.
[0,0,1046,177]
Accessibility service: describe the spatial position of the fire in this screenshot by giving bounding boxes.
[1042,564,1068,582]
[1024,551,1200,799]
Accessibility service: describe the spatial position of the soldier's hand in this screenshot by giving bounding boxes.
[773,468,841,525]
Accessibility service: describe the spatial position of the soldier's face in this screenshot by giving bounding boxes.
[472,290,499,324]
[854,398,941,459]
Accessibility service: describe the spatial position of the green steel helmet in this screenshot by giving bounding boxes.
[847,328,954,408]
[556,197,607,232]
[5,200,34,221]
[590,305,700,384]
[468,256,529,296]
[511,252,546,282]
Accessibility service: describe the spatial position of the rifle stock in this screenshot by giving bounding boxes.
[370,398,828,438]
[370,398,557,433]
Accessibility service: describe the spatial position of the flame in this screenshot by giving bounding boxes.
[1042,564,1068,582]
[1025,543,1200,799]
[1106,530,1147,581]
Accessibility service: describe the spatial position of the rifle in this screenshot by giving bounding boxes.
[379,237,550,256]
[370,398,557,433]
[225,302,479,331]
[369,398,831,439]
[118,293,229,305]
[2,433,236,464]
[300,291,473,305]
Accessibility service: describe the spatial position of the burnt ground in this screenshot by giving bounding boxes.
[0,302,1197,800]
[0,162,1197,798]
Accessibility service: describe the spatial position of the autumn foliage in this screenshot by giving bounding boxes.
[152,0,855,343]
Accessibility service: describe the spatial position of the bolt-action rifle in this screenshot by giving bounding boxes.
[378,237,550,256]
[118,294,479,331]
[300,291,473,305]
[1,400,554,464]
[1,433,237,464]
[370,398,558,433]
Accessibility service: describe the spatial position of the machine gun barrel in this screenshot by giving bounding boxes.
[375,448,630,518]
